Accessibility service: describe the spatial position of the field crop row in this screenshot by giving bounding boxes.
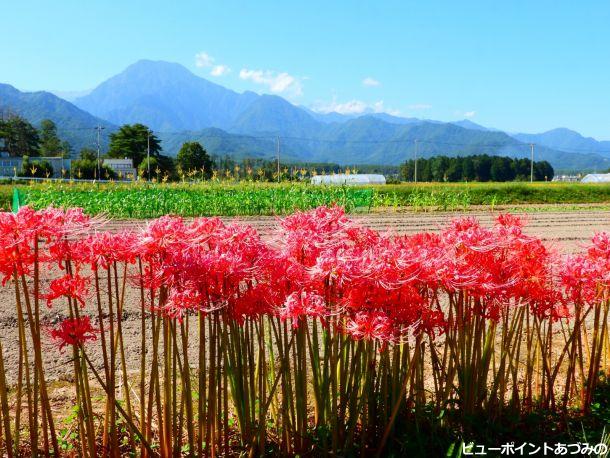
[16,183,373,217]
[5,181,610,217]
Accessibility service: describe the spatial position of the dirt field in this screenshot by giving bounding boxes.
[1,207,609,387]
[101,206,610,251]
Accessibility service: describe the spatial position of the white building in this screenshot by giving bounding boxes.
[311,174,386,185]
[581,173,610,183]
[103,158,136,180]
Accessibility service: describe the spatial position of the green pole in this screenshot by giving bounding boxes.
[12,188,21,213]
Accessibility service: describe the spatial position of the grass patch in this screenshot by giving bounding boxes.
[0,183,14,211]
[373,182,610,208]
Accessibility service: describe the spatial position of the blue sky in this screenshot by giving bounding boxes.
[3,0,610,138]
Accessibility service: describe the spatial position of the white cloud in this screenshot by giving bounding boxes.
[407,103,432,110]
[312,97,400,116]
[195,52,215,68]
[323,99,368,115]
[371,101,401,116]
[195,52,231,77]
[210,65,231,77]
[464,111,476,118]
[362,77,380,87]
[239,68,303,97]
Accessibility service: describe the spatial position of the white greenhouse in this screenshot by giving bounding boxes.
[310,174,386,186]
[581,173,610,183]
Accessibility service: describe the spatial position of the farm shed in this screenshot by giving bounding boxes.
[311,173,386,185]
[581,173,610,183]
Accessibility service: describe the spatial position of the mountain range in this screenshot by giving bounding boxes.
[2,59,610,172]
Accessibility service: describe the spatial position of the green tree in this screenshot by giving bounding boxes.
[445,157,462,181]
[139,155,176,181]
[462,157,475,181]
[534,160,554,181]
[418,158,432,182]
[399,160,415,181]
[400,153,554,183]
[39,119,63,156]
[79,147,97,162]
[0,115,39,156]
[71,148,116,180]
[490,156,516,182]
[107,124,161,168]
[176,142,215,179]
[19,155,54,178]
[473,155,492,181]
[61,140,73,159]
[430,156,450,181]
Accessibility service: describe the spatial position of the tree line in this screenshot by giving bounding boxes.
[0,114,74,177]
[0,116,214,180]
[0,116,375,182]
[0,114,71,157]
[400,154,554,182]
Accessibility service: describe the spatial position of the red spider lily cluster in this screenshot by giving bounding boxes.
[0,204,609,456]
[0,205,589,342]
[50,316,97,350]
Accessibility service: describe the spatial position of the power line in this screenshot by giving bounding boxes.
[31,126,610,155]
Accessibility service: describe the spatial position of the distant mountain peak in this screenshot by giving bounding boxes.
[451,119,490,131]
[511,127,610,157]
[73,60,253,131]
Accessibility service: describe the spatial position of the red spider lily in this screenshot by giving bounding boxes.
[279,289,328,327]
[588,232,610,262]
[437,215,562,318]
[0,211,36,282]
[42,273,90,308]
[560,232,610,307]
[50,316,98,350]
[187,216,226,243]
[38,207,92,243]
[275,205,357,267]
[139,215,192,260]
[160,285,205,321]
[561,254,605,305]
[0,243,34,285]
[139,216,274,322]
[0,207,95,282]
[16,206,91,248]
[73,231,139,270]
[344,311,396,343]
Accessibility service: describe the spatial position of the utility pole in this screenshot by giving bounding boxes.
[414,139,419,183]
[530,143,535,182]
[276,136,281,182]
[147,130,151,181]
[95,125,105,180]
